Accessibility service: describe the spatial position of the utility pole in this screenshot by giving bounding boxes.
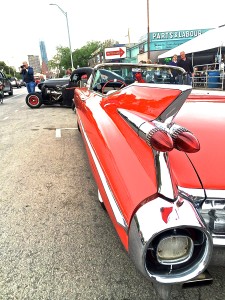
[147,0,150,60]
[50,4,74,70]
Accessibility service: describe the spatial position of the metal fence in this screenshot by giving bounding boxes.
[192,63,225,90]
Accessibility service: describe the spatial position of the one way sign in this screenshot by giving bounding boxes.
[105,47,126,60]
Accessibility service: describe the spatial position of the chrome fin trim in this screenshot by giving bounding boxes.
[157,88,192,123]
[118,109,176,200]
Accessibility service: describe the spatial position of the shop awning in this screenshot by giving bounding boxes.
[158,26,225,59]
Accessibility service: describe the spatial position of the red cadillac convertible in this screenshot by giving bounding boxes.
[73,63,225,299]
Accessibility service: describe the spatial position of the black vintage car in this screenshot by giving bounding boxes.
[25,67,93,109]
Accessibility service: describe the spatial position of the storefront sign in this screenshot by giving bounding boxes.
[139,28,212,51]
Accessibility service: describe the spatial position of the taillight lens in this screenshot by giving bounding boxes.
[156,235,194,265]
[146,129,174,152]
[172,128,200,153]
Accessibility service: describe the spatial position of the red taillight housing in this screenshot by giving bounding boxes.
[146,128,174,152]
[171,127,200,153]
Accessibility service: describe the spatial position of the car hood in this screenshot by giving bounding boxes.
[172,95,225,190]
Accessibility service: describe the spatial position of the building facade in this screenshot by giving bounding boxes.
[28,55,41,74]
[89,28,211,66]
[127,28,211,63]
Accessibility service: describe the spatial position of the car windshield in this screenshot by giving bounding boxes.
[89,63,186,94]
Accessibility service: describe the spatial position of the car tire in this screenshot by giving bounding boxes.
[8,86,13,96]
[0,93,3,104]
[77,121,80,132]
[26,92,42,108]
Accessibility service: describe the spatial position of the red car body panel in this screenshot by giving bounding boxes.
[101,85,182,120]
[75,86,187,249]
[75,85,225,248]
[75,89,159,249]
[172,94,225,189]
[73,63,224,296]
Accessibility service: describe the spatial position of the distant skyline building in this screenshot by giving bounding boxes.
[39,40,49,76]
[39,41,48,65]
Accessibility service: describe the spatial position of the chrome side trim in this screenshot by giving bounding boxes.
[154,152,175,200]
[77,115,128,230]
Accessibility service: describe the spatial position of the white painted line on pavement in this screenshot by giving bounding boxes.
[3,117,9,121]
[55,127,78,139]
[63,128,78,130]
[56,128,61,138]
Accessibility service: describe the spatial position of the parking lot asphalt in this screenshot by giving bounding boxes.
[0,92,225,300]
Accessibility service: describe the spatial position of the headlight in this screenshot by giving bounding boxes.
[156,235,194,265]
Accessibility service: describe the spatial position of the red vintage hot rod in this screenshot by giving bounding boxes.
[73,63,225,299]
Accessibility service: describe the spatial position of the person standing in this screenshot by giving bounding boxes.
[0,80,4,103]
[177,51,194,85]
[66,68,72,76]
[169,54,178,83]
[20,61,35,93]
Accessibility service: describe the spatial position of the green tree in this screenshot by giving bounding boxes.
[100,39,119,50]
[73,41,101,68]
[0,61,9,75]
[54,40,118,68]
[49,39,119,76]
[0,61,20,77]
[0,61,7,70]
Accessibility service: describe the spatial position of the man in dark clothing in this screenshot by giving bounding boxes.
[20,61,35,93]
[177,51,194,85]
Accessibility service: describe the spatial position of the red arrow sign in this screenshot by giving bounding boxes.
[106,48,125,57]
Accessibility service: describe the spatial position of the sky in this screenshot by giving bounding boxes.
[2,0,225,70]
